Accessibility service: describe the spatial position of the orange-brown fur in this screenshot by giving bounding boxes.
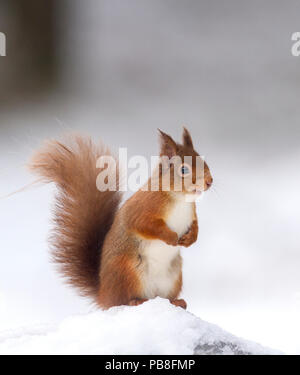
[168,264,183,300]
[179,219,198,247]
[28,128,212,310]
[126,191,178,245]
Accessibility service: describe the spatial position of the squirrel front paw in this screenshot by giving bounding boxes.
[165,232,178,246]
[178,230,197,247]
[178,233,194,247]
[178,221,198,247]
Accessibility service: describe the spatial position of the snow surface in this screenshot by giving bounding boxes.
[0,298,280,355]
[1,1,300,354]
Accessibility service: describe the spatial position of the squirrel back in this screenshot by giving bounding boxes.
[28,135,122,300]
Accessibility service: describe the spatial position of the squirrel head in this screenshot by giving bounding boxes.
[157,127,213,198]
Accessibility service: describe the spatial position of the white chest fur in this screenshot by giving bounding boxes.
[166,199,194,237]
[140,199,194,299]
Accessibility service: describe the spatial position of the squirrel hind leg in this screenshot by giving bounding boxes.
[128,298,149,307]
[170,299,187,310]
[128,297,187,309]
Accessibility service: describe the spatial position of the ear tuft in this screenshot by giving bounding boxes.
[182,126,194,149]
[158,129,177,158]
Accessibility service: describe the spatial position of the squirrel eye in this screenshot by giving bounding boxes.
[178,164,191,177]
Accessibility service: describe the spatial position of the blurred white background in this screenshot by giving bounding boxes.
[0,0,300,354]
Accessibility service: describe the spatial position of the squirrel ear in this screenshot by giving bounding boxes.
[158,129,177,158]
[182,126,194,149]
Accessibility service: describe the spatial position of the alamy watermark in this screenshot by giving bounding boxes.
[0,32,6,57]
[96,148,209,202]
[291,32,300,57]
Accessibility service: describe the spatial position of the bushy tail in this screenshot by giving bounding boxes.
[28,135,122,300]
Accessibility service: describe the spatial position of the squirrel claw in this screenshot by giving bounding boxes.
[128,298,148,307]
[170,298,187,310]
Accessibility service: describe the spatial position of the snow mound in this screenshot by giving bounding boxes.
[0,298,280,355]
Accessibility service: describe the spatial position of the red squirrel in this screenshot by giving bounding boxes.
[29,128,212,310]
